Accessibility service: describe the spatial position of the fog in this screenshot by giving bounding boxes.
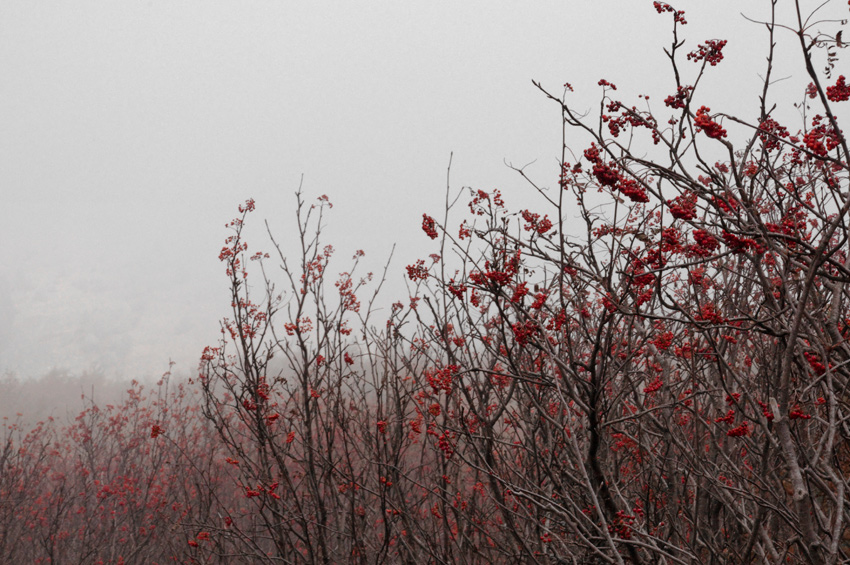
[0,368,162,425]
[1,1,840,416]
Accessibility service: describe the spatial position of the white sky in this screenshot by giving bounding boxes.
[0,1,844,381]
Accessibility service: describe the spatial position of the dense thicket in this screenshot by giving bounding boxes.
[3,1,850,563]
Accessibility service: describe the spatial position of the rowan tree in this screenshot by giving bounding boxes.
[3,1,849,563]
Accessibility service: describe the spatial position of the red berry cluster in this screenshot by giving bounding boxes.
[687,39,727,66]
[426,365,459,394]
[609,510,637,539]
[593,162,619,187]
[806,82,818,99]
[757,400,775,421]
[695,302,725,324]
[758,117,789,151]
[619,177,650,203]
[511,320,539,346]
[447,279,467,300]
[788,407,811,420]
[722,230,761,254]
[644,377,663,394]
[653,1,687,24]
[664,85,693,109]
[422,214,439,239]
[406,259,429,281]
[584,143,649,202]
[510,281,529,303]
[667,191,697,220]
[694,106,727,139]
[726,422,749,437]
[521,210,553,234]
[467,188,504,216]
[803,115,842,156]
[804,351,827,375]
[603,106,659,143]
[652,331,674,351]
[715,410,735,425]
[826,75,849,102]
[691,229,719,255]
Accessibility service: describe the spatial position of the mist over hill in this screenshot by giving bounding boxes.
[0,367,177,425]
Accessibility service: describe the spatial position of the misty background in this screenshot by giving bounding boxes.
[1,1,836,419]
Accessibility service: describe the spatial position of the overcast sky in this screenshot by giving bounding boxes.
[0,0,842,381]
